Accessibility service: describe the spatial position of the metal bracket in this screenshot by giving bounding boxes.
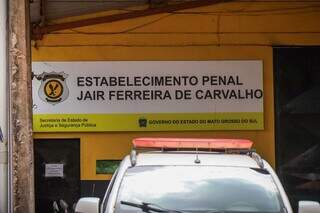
[250,152,264,169]
[130,149,137,166]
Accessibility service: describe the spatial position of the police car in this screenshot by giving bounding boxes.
[75,138,320,213]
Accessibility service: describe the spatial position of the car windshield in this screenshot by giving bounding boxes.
[115,166,284,213]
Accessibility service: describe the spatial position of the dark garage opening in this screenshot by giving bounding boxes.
[274,47,320,211]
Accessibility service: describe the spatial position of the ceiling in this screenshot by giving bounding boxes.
[30,0,189,24]
[30,0,228,40]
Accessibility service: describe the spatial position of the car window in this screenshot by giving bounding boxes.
[101,169,118,213]
[115,166,284,213]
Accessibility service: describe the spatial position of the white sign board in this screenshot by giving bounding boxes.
[32,61,264,131]
[45,164,64,177]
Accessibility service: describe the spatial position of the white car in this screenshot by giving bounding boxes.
[75,138,320,213]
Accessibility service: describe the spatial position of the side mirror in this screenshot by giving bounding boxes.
[75,197,100,213]
[299,201,320,213]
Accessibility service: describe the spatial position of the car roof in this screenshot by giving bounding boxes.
[132,152,261,168]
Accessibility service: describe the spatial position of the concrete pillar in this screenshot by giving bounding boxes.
[8,0,34,212]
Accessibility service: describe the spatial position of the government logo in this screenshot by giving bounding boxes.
[37,72,69,105]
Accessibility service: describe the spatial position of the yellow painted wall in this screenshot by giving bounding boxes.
[32,1,320,180]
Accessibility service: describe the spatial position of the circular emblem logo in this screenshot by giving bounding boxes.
[44,79,64,100]
[37,71,69,105]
